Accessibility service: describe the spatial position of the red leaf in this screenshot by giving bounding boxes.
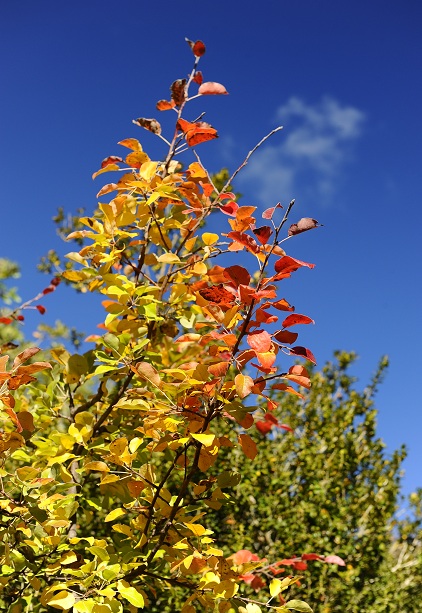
[274,330,298,345]
[247,330,272,352]
[293,561,308,570]
[280,423,294,433]
[282,314,314,328]
[101,156,123,169]
[302,553,323,561]
[274,255,315,275]
[256,420,273,435]
[198,81,228,95]
[185,38,206,57]
[0,317,13,324]
[262,202,282,219]
[220,201,239,216]
[253,226,273,244]
[36,305,46,315]
[325,555,346,566]
[16,315,24,321]
[236,349,256,368]
[223,265,251,287]
[198,284,236,305]
[156,99,175,111]
[227,232,259,254]
[289,346,316,364]
[193,70,203,85]
[51,277,61,286]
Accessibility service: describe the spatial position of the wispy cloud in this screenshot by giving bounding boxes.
[236,96,365,207]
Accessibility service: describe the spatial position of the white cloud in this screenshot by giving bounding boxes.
[236,96,365,207]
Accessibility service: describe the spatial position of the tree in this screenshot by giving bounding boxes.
[0,39,327,612]
[207,352,422,613]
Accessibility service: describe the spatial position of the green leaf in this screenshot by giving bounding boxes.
[286,600,313,613]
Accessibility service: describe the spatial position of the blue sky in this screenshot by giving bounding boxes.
[1,1,421,498]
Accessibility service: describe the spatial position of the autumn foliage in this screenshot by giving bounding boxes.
[0,40,337,613]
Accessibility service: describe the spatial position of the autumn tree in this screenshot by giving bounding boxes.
[206,352,422,613]
[0,39,333,613]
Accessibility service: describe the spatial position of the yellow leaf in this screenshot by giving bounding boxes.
[270,578,283,598]
[139,160,158,181]
[191,433,216,447]
[73,601,96,613]
[117,580,145,608]
[202,232,219,246]
[184,523,208,536]
[235,373,254,399]
[46,590,75,610]
[157,253,181,263]
[105,507,126,522]
[84,461,110,472]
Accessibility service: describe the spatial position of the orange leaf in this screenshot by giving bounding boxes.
[282,314,314,328]
[177,118,218,147]
[13,347,40,368]
[230,550,260,564]
[235,373,254,399]
[208,362,230,377]
[272,298,295,312]
[198,81,228,95]
[247,330,272,352]
[198,285,236,305]
[255,351,276,369]
[284,373,311,389]
[272,383,305,399]
[4,407,23,432]
[238,434,257,460]
[96,183,118,198]
[118,138,142,151]
[132,362,161,388]
[156,99,175,111]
